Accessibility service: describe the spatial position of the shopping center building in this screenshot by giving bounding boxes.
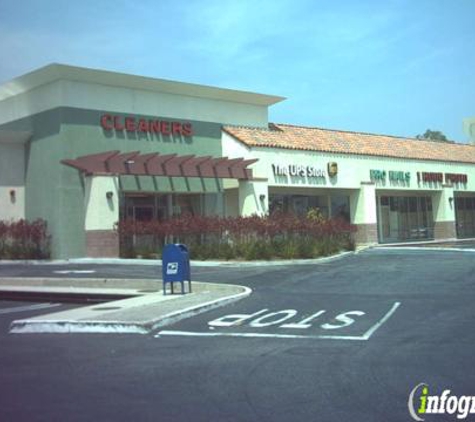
[1,64,475,258]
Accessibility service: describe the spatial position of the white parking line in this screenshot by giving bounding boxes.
[156,331,371,341]
[53,270,96,274]
[0,303,61,315]
[156,302,401,341]
[361,301,401,339]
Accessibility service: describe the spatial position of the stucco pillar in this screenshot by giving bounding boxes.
[238,179,268,216]
[433,185,457,240]
[350,182,378,245]
[84,175,120,257]
[0,143,25,221]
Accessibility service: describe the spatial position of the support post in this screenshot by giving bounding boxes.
[84,175,120,257]
[433,185,457,240]
[238,179,269,216]
[350,182,378,245]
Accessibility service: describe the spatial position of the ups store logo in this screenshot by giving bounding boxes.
[327,162,338,177]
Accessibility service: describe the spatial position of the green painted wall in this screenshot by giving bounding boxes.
[0,107,223,258]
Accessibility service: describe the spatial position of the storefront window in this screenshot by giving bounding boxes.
[172,194,201,217]
[390,197,399,212]
[269,194,349,220]
[124,195,155,221]
[123,193,221,221]
[377,195,434,243]
[269,194,328,217]
[121,192,223,251]
[331,196,350,222]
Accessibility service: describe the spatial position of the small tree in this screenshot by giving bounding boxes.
[416,129,450,143]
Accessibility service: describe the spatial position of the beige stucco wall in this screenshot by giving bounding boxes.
[84,175,119,231]
[433,187,456,223]
[351,183,377,225]
[0,66,276,128]
[0,143,25,220]
[239,180,269,216]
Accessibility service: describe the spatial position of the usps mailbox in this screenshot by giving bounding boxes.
[162,244,191,295]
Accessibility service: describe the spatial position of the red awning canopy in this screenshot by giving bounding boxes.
[61,150,258,180]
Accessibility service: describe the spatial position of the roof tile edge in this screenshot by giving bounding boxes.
[223,122,475,165]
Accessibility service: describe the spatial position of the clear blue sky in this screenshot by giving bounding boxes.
[1,0,474,142]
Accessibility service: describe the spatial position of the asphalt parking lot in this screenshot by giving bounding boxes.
[0,247,475,421]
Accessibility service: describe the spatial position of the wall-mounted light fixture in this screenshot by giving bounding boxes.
[259,194,266,202]
[449,197,454,206]
[9,189,16,203]
[106,191,114,200]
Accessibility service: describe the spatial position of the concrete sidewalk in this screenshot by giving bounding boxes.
[1,278,250,335]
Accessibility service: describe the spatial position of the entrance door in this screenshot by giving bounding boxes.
[133,205,153,222]
[380,205,390,240]
[378,196,397,242]
[455,197,475,238]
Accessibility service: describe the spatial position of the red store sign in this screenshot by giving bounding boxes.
[445,173,468,184]
[417,172,468,184]
[100,114,193,136]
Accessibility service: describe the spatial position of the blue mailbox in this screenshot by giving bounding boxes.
[162,244,191,295]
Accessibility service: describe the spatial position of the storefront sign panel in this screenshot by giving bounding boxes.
[370,169,410,185]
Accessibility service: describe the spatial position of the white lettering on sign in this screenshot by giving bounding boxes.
[166,262,179,275]
[320,311,366,330]
[208,308,366,330]
[272,164,326,178]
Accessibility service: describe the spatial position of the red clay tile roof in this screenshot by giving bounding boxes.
[223,123,475,164]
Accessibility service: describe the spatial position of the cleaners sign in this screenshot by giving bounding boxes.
[100,114,193,136]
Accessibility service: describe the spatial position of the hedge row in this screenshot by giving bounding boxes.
[116,212,356,260]
[0,219,51,259]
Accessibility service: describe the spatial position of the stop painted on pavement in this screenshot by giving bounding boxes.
[158,302,401,341]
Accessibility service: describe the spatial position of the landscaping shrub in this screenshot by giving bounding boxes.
[116,212,356,261]
[0,219,51,259]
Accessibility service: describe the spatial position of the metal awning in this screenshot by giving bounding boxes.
[61,150,258,180]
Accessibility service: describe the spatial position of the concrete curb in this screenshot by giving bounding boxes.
[0,251,355,267]
[374,237,475,248]
[376,246,475,253]
[9,284,252,335]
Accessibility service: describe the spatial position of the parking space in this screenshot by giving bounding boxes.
[1,248,475,422]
